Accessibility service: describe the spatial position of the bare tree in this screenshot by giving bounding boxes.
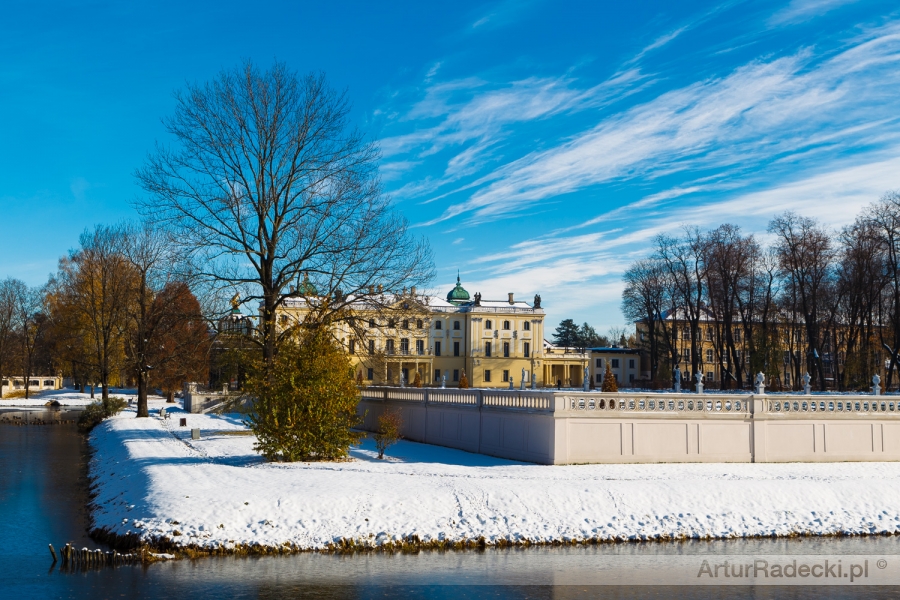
[622,259,667,381]
[768,212,836,391]
[0,279,18,397]
[136,61,432,371]
[13,283,45,399]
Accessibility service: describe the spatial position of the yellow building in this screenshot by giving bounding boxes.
[277,276,561,389]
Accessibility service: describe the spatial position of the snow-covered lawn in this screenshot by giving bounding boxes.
[0,388,132,408]
[88,398,900,552]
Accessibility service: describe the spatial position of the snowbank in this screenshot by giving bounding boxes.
[88,404,900,552]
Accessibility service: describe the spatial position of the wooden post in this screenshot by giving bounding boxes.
[48,543,57,563]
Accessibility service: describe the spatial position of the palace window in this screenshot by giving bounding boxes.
[367,368,374,381]
[706,372,714,381]
[612,359,620,368]
[485,319,492,329]
[454,321,461,330]
[435,342,441,356]
[596,358,602,368]
[368,340,375,354]
[416,319,423,329]
[485,341,492,357]
[706,349,713,362]
[402,319,409,329]
[386,339,395,355]
[454,341,460,356]
[435,321,442,330]
[435,369,441,381]
[682,326,689,340]
[733,328,741,342]
[502,370,509,382]
[416,340,425,355]
[705,328,713,341]
[400,339,409,354]
[524,322,531,331]
[503,320,511,330]
[453,369,459,382]
[388,318,396,328]
[369,319,376,328]
[524,342,530,358]
[349,340,356,354]
[43,380,54,387]
[596,373,602,383]
[484,370,491,382]
[503,342,510,357]
[682,348,689,361]
[280,314,289,324]
[629,359,635,368]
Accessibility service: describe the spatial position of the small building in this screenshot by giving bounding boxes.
[1,375,63,397]
[589,348,642,388]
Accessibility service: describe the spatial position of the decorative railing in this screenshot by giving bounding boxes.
[483,392,552,410]
[765,397,900,415]
[428,391,478,405]
[563,394,749,414]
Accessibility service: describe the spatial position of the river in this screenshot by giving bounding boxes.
[2,409,900,598]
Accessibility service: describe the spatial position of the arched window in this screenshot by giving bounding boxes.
[485,319,493,329]
[503,320,511,330]
[523,322,530,331]
[435,321,442,330]
[386,339,395,354]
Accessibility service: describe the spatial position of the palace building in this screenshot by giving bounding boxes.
[275,276,587,389]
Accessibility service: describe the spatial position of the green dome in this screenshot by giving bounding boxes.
[446,273,470,304]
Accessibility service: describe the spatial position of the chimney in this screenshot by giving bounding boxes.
[411,286,416,296]
[508,293,515,304]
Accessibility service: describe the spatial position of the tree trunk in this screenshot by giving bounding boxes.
[136,369,149,418]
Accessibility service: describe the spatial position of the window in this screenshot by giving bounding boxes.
[629,359,635,369]
[705,349,713,363]
[280,314,289,324]
[485,319,493,329]
[454,341,460,356]
[435,341,441,356]
[29,380,38,386]
[596,373,602,383]
[368,319,376,328]
[386,339,395,354]
[453,369,459,382]
[416,319,423,329]
[402,319,409,329]
[524,342,530,358]
[349,340,356,354]
[682,326,689,340]
[400,339,410,354]
[502,370,509,382]
[705,328,713,341]
[503,320,511,330]
[402,368,409,382]
[368,339,375,354]
[485,341,492,357]
[706,372,714,382]
[435,369,441,381]
[523,322,530,331]
[453,321,461,330]
[503,342,510,357]
[682,348,690,361]
[367,368,374,381]
[733,328,741,342]
[629,374,635,382]
[435,321,442,330]
[43,380,54,387]
[595,358,603,368]
[416,340,425,355]
[484,370,492,382]
[612,359,620,368]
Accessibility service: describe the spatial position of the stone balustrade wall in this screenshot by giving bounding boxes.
[358,387,900,465]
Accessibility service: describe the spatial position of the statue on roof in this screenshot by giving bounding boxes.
[533,294,542,308]
[230,293,241,312]
[473,292,481,306]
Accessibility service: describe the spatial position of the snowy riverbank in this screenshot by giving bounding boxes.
[87,397,900,553]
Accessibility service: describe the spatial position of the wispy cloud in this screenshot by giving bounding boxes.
[769,0,859,26]
[423,23,900,224]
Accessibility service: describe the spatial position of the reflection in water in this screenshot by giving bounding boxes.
[2,414,900,599]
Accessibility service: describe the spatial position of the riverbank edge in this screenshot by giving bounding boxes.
[87,525,900,561]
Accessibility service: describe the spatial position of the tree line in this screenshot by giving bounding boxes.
[621,194,900,392]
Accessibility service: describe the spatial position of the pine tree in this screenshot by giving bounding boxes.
[601,362,618,392]
[552,319,580,347]
[413,371,422,387]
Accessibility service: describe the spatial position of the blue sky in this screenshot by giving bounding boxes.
[2,0,899,332]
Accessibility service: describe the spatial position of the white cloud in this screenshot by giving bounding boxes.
[769,0,859,26]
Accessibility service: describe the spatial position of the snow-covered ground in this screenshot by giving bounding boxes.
[83,394,900,552]
[0,388,135,408]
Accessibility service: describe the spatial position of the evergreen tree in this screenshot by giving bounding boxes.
[601,362,619,392]
[552,319,580,347]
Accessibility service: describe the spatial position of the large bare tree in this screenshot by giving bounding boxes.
[136,61,432,370]
[0,279,19,398]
